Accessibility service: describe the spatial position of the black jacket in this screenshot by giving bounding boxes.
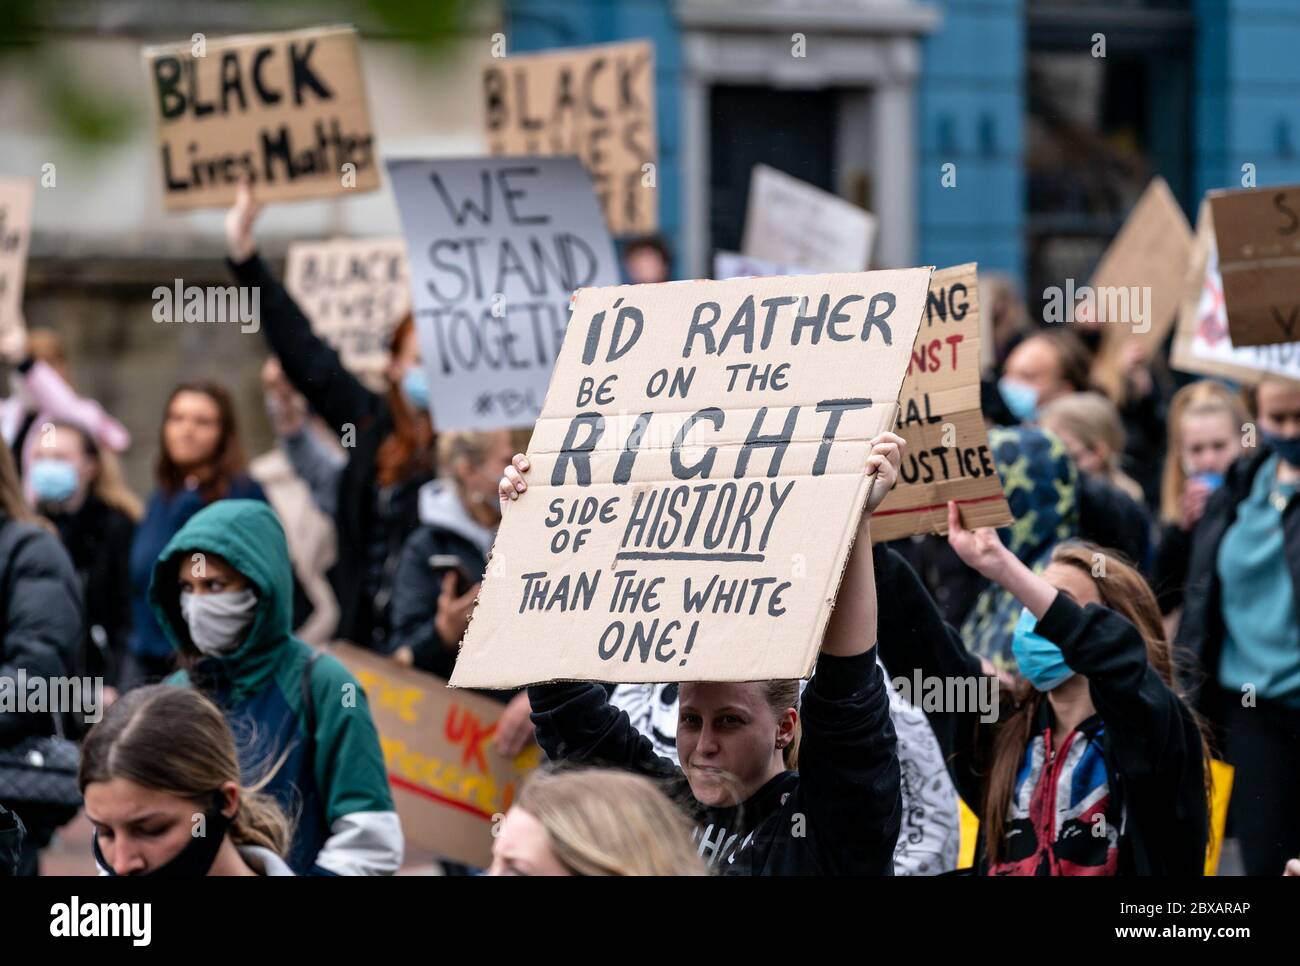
[0,515,82,746]
[1175,447,1300,725]
[1077,474,1152,573]
[230,254,430,649]
[48,496,134,688]
[874,544,1207,876]
[1151,522,1192,616]
[392,523,485,677]
[528,650,901,875]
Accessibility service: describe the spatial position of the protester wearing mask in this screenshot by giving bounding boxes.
[1152,380,1246,627]
[0,328,131,488]
[127,381,265,687]
[875,505,1210,875]
[28,421,139,693]
[997,331,1092,424]
[0,443,82,876]
[1177,376,1300,876]
[80,685,295,876]
[149,498,401,875]
[509,436,905,875]
[489,769,707,876]
[225,182,434,652]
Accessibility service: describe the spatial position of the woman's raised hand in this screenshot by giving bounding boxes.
[224,178,262,263]
[863,431,906,514]
[946,500,1012,583]
[498,453,531,510]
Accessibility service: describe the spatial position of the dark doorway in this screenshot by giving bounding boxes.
[708,85,839,258]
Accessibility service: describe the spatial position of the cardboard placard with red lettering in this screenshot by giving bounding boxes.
[142,25,378,210]
[330,642,541,869]
[1209,184,1300,347]
[1172,201,1300,385]
[284,238,410,392]
[0,177,35,349]
[483,40,657,236]
[871,263,1013,541]
[741,165,877,273]
[451,267,933,689]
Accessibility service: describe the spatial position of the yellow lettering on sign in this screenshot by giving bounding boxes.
[353,669,425,723]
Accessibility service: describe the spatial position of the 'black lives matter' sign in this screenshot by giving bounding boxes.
[388,156,618,431]
[143,25,378,209]
[483,40,657,236]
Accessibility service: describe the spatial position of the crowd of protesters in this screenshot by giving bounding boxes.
[1,182,1298,879]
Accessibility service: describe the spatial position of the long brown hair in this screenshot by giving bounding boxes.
[154,380,248,501]
[517,768,708,876]
[0,441,42,527]
[78,685,291,856]
[1159,380,1247,525]
[377,315,435,487]
[981,542,1212,866]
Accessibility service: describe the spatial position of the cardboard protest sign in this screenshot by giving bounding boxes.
[483,40,657,236]
[871,264,1013,541]
[713,251,817,280]
[0,177,34,348]
[741,165,877,273]
[1209,183,1300,347]
[1091,178,1193,399]
[330,643,541,869]
[451,267,933,689]
[142,25,378,210]
[284,238,409,391]
[1172,201,1300,386]
[387,156,619,431]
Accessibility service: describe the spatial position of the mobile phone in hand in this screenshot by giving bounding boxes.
[428,554,475,596]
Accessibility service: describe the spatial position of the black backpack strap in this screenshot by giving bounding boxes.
[301,651,321,763]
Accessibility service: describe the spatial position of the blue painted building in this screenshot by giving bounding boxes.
[503,0,1300,301]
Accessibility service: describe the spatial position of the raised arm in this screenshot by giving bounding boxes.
[947,507,1199,780]
[784,434,906,873]
[225,181,382,434]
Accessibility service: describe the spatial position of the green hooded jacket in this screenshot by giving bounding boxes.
[149,499,400,875]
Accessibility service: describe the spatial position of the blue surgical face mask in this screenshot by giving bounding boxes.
[998,378,1039,423]
[1011,607,1076,691]
[30,458,79,504]
[1262,429,1300,468]
[401,365,430,412]
[1190,471,1224,493]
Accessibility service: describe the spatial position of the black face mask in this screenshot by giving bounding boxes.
[94,804,232,877]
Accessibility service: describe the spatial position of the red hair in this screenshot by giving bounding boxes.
[376,315,435,486]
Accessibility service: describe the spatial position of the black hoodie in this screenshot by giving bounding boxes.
[873,544,1207,875]
[528,649,901,875]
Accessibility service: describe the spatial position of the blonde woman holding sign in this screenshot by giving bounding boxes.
[499,433,905,875]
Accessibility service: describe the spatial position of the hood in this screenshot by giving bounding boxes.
[417,479,496,558]
[148,499,292,692]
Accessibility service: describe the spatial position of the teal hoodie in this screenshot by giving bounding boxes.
[149,500,400,875]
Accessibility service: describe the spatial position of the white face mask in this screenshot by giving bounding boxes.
[179,589,258,655]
